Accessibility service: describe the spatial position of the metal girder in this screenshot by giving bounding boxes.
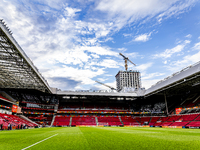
[0,21,52,93]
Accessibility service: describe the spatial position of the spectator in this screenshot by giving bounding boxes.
[8,123,10,130]
[0,124,3,130]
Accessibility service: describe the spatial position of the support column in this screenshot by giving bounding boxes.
[164,92,169,115]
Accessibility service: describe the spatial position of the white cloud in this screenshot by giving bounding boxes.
[64,7,81,17]
[93,80,117,91]
[185,34,192,38]
[135,62,165,89]
[153,40,190,58]
[118,48,127,52]
[44,65,105,85]
[81,46,118,57]
[142,79,161,89]
[193,42,200,50]
[135,62,153,71]
[123,33,132,37]
[96,0,197,29]
[167,51,200,72]
[156,0,197,23]
[142,72,165,80]
[90,54,100,59]
[133,33,152,42]
[98,59,120,68]
[164,60,168,64]
[96,78,106,82]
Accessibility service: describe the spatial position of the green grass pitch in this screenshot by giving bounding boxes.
[0,127,200,150]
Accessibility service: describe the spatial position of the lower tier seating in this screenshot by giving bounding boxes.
[71,116,96,126]
[97,116,122,126]
[186,121,200,127]
[0,113,36,129]
[121,116,140,125]
[53,116,70,126]
[51,113,200,128]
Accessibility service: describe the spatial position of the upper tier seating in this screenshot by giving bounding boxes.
[0,94,10,102]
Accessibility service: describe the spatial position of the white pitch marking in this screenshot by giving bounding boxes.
[21,134,58,150]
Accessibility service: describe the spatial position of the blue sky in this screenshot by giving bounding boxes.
[1,0,200,91]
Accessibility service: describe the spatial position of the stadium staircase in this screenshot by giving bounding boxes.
[50,115,56,127]
[19,115,38,126]
[121,116,140,126]
[118,116,124,125]
[54,104,58,112]
[148,117,152,125]
[69,117,72,126]
[148,117,160,126]
[95,117,98,126]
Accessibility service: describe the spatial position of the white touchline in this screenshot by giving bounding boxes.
[21,134,58,150]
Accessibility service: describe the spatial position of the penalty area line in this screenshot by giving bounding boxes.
[21,134,58,150]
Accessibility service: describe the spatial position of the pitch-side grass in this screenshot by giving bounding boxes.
[0,127,200,150]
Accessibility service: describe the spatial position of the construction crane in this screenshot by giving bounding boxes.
[119,53,136,71]
[95,81,116,91]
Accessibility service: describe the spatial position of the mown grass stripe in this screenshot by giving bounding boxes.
[21,134,58,150]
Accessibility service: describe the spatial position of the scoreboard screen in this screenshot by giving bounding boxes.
[12,105,18,113]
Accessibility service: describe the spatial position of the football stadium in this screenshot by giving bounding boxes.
[1,5,200,150]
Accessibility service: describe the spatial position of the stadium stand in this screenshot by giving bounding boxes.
[3,20,200,130]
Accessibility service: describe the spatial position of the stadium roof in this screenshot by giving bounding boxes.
[57,90,138,99]
[145,61,200,97]
[0,20,52,93]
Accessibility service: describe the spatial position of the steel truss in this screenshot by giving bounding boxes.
[0,20,51,93]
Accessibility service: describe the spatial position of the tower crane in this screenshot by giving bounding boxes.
[119,53,136,71]
[95,81,116,91]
